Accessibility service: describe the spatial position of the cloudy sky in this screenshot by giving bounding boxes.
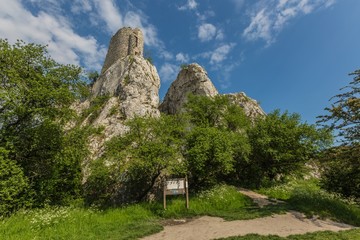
[1,0,359,124]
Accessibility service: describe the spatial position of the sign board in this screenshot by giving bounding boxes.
[163,177,189,209]
[165,179,188,195]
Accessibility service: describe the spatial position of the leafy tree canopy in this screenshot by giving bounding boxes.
[0,39,90,206]
[85,114,188,206]
[317,70,360,200]
[246,110,332,186]
[318,70,360,144]
[184,94,251,131]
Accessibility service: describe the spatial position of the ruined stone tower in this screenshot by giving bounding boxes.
[101,27,144,73]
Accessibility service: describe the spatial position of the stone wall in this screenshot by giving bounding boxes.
[101,27,144,73]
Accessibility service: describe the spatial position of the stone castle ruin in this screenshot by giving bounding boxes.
[101,27,144,73]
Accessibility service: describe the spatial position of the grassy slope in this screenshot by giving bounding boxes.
[258,178,360,226]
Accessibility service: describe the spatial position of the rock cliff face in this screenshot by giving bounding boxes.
[159,63,265,119]
[79,28,160,160]
[87,55,160,157]
[80,27,265,161]
[225,92,266,119]
[159,63,218,114]
[92,55,160,119]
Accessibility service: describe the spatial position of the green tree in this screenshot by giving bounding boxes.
[85,114,187,206]
[0,39,88,206]
[184,94,251,131]
[319,144,360,200]
[246,110,331,187]
[318,70,360,200]
[183,94,251,188]
[318,70,359,144]
[185,127,249,188]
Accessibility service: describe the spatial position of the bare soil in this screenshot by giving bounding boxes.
[141,189,356,240]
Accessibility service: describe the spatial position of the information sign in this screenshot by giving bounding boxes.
[163,177,189,209]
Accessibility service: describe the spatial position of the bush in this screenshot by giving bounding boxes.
[84,158,122,207]
[85,115,187,206]
[0,148,31,216]
[183,94,251,188]
[244,110,331,187]
[185,127,249,189]
[320,144,360,201]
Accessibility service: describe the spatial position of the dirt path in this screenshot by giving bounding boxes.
[141,190,356,240]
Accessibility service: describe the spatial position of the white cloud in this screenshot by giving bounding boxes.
[123,11,160,48]
[215,29,225,41]
[0,0,172,71]
[210,43,236,65]
[179,0,198,11]
[198,23,217,42]
[29,0,65,15]
[93,0,123,33]
[243,9,272,44]
[243,0,336,46]
[71,0,93,14]
[159,63,179,82]
[176,53,190,63]
[0,0,106,70]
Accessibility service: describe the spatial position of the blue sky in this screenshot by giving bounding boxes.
[0,0,359,124]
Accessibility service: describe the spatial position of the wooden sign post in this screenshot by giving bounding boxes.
[163,177,189,209]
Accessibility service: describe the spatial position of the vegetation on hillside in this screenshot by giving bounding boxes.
[85,94,331,206]
[1,39,359,240]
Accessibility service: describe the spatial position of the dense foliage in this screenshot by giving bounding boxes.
[86,94,329,206]
[0,148,30,216]
[320,144,360,200]
[243,110,331,187]
[318,70,360,201]
[0,39,90,212]
[85,115,187,206]
[184,95,251,189]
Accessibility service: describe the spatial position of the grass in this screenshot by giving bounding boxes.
[217,229,360,240]
[0,205,162,240]
[2,182,360,239]
[258,178,360,226]
[1,185,281,240]
[146,185,287,220]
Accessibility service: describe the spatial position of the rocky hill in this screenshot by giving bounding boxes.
[159,63,218,114]
[78,27,265,161]
[159,63,265,119]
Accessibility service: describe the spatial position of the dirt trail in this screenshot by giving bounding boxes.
[141,190,356,240]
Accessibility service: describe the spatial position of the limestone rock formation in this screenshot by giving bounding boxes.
[159,63,218,114]
[92,55,160,119]
[79,27,160,160]
[159,63,265,119]
[225,92,266,119]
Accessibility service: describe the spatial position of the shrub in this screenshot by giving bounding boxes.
[320,144,360,201]
[245,110,331,187]
[185,127,249,189]
[0,148,31,216]
[85,115,187,206]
